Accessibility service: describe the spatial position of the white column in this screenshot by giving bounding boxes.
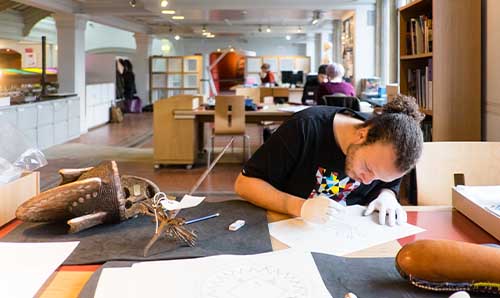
[332,20,342,64]
[133,32,153,105]
[54,13,87,132]
[305,34,316,72]
[376,0,390,85]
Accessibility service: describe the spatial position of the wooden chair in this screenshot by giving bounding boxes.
[415,142,500,205]
[321,95,361,111]
[207,95,250,167]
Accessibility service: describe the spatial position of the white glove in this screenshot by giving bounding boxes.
[363,189,407,226]
[300,195,346,224]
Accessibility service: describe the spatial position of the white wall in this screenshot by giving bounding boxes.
[485,0,500,141]
[85,22,135,52]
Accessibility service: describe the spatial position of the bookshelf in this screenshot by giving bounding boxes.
[399,0,481,141]
[149,55,203,103]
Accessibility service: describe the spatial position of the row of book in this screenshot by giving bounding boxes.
[407,59,433,110]
[405,15,433,55]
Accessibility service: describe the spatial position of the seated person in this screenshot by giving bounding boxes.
[301,64,328,105]
[235,95,424,226]
[260,63,276,86]
[317,63,356,103]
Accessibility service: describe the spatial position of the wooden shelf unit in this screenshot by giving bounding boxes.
[149,55,203,103]
[399,0,481,141]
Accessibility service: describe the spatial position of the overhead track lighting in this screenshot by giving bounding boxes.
[202,25,207,33]
[312,10,321,25]
[161,10,175,14]
[172,15,185,20]
[129,0,136,8]
[160,0,168,7]
[297,26,302,33]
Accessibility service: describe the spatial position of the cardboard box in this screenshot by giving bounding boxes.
[452,187,500,241]
[0,172,39,226]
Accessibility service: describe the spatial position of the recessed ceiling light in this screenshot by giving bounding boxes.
[297,26,302,33]
[203,32,210,36]
[217,48,221,52]
[285,35,291,40]
[161,10,175,14]
[266,26,271,33]
[172,15,185,20]
[160,0,168,7]
[174,35,180,40]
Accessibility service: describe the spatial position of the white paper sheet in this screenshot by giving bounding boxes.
[277,105,310,113]
[94,268,135,298]
[179,194,205,209]
[0,241,79,298]
[269,205,425,256]
[131,249,332,298]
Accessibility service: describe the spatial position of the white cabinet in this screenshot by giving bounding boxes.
[37,124,54,150]
[54,121,69,144]
[53,100,68,122]
[0,97,80,150]
[0,108,17,126]
[17,106,37,130]
[86,83,114,129]
[37,102,54,126]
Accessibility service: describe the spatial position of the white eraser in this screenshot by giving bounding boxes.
[229,220,245,231]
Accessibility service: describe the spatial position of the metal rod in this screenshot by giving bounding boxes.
[41,36,47,96]
[188,137,234,195]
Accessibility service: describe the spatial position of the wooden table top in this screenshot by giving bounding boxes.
[1,206,497,298]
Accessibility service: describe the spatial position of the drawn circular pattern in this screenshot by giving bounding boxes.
[201,263,309,298]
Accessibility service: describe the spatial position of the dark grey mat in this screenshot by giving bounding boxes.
[0,200,272,265]
[80,254,496,298]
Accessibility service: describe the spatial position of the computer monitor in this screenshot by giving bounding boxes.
[281,71,304,85]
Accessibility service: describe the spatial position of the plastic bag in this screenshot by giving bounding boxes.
[0,119,47,185]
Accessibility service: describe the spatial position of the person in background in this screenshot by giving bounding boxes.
[235,95,424,227]
[317,63,356,103]
[122,59,137,101]
[301,64,328,105]
[260,63,276,86]
[115,59,125,100]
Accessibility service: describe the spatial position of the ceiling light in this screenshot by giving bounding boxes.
[217,48,221,52]
[129,0,136,8]
[229,48,234,52]
[172,15,185,20]
[258,25,262,33]
[297,26,302,33]
[161,10,175,14]
[174,35,180,40]
[202,25,207,33]
[266,26,271,33]
[285,35,291,40]
[312,10,321,25]
[203,32,210,36]
[160,0,168,7]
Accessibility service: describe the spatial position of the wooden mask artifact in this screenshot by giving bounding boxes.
[16,161,160,233]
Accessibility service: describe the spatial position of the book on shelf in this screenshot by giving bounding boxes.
[406,16,432,55]
[407,58,433,111]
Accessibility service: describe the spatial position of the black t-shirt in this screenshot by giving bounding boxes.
[242,106,401,206]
